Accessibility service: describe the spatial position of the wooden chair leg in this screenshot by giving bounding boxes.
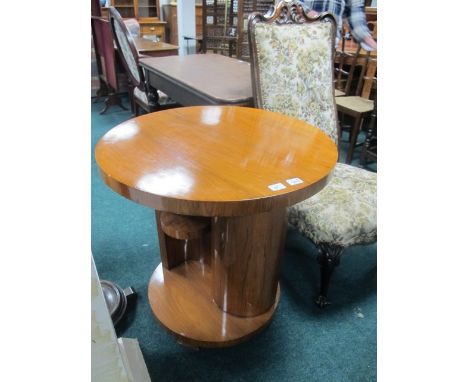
[360,127,372,167]
[128,84,135,114]
[94,80,109,103]
[134,102,139,116]
[360,107,377,168]
[316,244,344,308]
[130,95,135,114]
[345,116,362,164]
[338,112,344,139]
[99,93,127,115]
[359,141,367,167]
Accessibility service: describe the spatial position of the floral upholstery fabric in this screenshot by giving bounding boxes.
[288,163,377,247]
[253,22,338,144]
[252,19,377,248]
[133,87,148,105]
[114,20,140,82]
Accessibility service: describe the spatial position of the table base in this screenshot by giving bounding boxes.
[148,261,280,348]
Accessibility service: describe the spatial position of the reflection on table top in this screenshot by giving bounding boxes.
[95,106,338,215]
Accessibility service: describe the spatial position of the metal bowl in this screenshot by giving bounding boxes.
[100,280,134,326]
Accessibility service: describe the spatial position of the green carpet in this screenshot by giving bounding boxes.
[91,99,377,382]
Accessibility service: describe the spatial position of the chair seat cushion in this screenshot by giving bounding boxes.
[336,96,374,114]
[133,86,149,105]
[288,163,377,247]
[133,87,169,107]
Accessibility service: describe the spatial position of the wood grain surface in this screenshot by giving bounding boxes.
[133,37,179,57]
[96,105,338,346]
[211,207,287,317]
[148,261,280,347]
[159,212,209,240]
[156,211,211,270]
[95,106,338,217]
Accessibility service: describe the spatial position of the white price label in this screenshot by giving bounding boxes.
[286,177,304,185]
[268,183,286,191]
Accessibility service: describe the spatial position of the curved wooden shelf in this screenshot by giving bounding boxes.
[148,261,280,347]
[159,212,209,240]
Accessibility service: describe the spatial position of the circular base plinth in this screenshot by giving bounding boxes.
[148,261,280,348]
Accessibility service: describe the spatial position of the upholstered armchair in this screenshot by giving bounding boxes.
[248,0,377,307]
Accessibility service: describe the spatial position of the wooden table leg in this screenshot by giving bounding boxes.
[148,208,287,347]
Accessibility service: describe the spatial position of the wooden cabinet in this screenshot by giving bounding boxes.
[105,0,167,41]
[139,17,166,40]
[110,0,160,18]
[195,5,203,37]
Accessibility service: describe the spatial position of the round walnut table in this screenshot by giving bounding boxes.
[95,106,338,347]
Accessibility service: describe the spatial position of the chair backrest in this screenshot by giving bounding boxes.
[248,0,338,144]
[341,45,376,98]
[357,53,377,99]
[335,21,377,98]
[123,18,141,39]
[109,7,144,90]
[334,23,354,94]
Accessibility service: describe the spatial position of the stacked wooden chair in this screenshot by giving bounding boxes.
[248,0,377,307]
[335,46,377,164]
[333,25,354,97]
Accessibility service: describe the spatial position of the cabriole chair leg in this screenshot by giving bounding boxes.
[315,244,344,308]
[345,116,362,164]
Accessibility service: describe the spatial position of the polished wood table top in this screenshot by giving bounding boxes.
[133,37,178,57]
[139,54,253,106]
[96,106,337,216]
[96,106,338,347]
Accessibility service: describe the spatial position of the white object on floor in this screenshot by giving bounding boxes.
[91,256,151,382]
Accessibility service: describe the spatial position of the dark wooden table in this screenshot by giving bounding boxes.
[95,106,337,347]
[139,54,253,106]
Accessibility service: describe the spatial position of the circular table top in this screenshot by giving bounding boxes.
[95,106,338,216]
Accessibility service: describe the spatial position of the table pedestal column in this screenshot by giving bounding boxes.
[212,208,287,317]
[148,208,287,347]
